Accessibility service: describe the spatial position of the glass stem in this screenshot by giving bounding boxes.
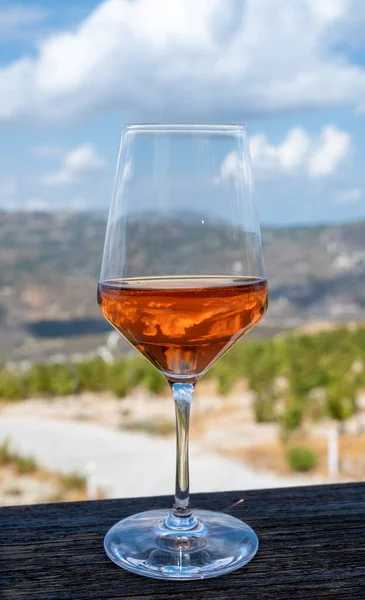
[164,382,198,531]
[172,383,193,515]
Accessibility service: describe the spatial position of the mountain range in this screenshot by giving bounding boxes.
[1,211,364,363]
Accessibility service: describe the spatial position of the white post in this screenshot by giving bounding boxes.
[85,461,98,500]
[327,428,339,479]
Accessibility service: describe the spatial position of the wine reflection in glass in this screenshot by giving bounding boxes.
[98,124,268,580]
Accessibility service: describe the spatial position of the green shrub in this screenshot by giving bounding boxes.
[217,372,234,396]
[254,392,276,422]
[327,382,355,421]
[110,377,129,398]
[143,369,166,395]
[49,364,78,396]
[108,359,132,397]
[0,369,25,400]
[157,421,176,436]
[286,446,317,472]
[0,439,12,465]
[280,402,303,435]
[127,358,166,395]
[26,364,52,395]
[244,340,282,393]
[128,357,154,388]
[60,472,86,491]
[122,420,175,436]
[14,454,37,474]
[25,363,78,397]
[76,358,108,392]
[0,324,365,412]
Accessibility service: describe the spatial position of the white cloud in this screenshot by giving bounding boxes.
[251,125,350,179]
[215,128,312,184]
[212,151,244,184]
[334,187,362,204]
[64,144,106,172]
[0,0,365,123]
[307,125,350,178]
[306,0,348,23]
[215,124,350,183]
[276,128,311,170]
[41,143,106,187]
[250,127,311,176]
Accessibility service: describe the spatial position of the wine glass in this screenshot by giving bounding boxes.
[98,123,268,580]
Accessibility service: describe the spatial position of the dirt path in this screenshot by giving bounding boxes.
[0,416,314,499]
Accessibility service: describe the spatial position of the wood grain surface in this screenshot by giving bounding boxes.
[1,483,364,600]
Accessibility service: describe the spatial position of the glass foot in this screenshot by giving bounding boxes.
[104,509,258,580]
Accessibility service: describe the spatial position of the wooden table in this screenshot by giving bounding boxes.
[1,483,364,599]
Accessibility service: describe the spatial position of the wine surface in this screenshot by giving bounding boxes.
[98,277,268,383]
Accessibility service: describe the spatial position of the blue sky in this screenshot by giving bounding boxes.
[1,0,365,225]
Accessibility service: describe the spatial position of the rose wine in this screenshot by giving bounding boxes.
[98,277,268,383]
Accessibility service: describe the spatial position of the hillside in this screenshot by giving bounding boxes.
[1,211,364,362]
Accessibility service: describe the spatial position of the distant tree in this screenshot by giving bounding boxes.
[280,401,303,440]
[253,391,277,423]
[327,380,356,426]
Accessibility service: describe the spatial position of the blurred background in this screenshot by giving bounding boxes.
[1,0,365,506]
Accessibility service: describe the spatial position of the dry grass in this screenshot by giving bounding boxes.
[0,464,91,505]
[37,466,106,502]
[0,441,101,505]
[121,420,175,436]
[60,471,86,492]
[226,432,365,479]
[0,440,38,474]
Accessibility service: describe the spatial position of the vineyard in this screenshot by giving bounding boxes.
[1,326,364,441]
